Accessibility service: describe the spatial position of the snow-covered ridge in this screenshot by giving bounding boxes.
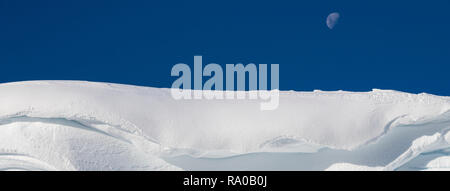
[1,80,450,170]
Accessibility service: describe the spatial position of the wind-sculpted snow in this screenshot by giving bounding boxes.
[0,81,450,170]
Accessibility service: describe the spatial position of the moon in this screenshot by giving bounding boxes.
[326,12,340,29]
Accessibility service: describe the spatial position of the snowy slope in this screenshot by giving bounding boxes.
[1,81,450,170]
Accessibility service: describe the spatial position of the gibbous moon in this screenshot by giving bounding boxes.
[326,12,340,29]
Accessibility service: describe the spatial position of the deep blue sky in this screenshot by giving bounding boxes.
[1,0,449,95]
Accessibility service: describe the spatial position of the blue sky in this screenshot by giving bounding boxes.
[0,0,449,95]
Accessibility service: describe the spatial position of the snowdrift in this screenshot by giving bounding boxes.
[1,81,450,170]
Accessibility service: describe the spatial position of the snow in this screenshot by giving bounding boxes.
[1,80,450,170]
[325,163,383,171]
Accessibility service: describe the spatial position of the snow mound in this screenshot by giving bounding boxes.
[1,81,450,170]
